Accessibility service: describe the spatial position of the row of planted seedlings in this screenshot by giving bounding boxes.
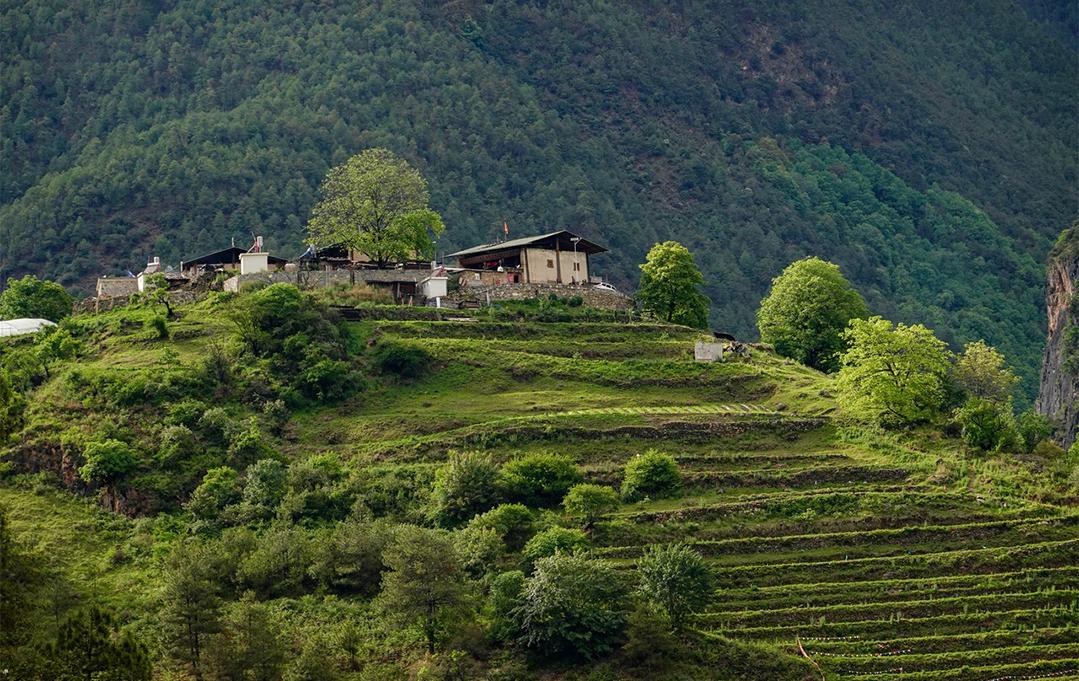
[596,513,1079,564]
[836,657,1079,681]
[713,566,1079,611]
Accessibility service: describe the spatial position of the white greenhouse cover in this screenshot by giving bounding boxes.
[0,318,57,337]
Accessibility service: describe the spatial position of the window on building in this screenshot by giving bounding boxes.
[574,262,581,271]
[547,259,554,268]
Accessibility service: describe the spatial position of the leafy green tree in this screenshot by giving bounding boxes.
[636,241,710,328]
[953,398,1019,452]
[0,275,73,322]
[756,257,869,372]
[161,541,223,681]
[515,553,627,659]
[952,340,1019,403]
[621,450,681,502]
[637,543,713,631]
[78,439,138,485]
[378,525,470,654]
[430,451,501,527]
[563,483,620,529]
[306,148,445,267]
[521,526,589,572]
[836,317,953,425]
[140,272,176,319]
[34,326,80,379]
[47,606,151,681]
[500,453,582,507]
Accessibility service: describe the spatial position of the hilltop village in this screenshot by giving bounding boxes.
[91,229,632,313]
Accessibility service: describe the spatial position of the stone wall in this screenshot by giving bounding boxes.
[223,269,358,292]
[445,282,633,311]
[73,290,201,315]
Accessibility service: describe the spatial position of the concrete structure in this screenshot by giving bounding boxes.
[137,269,186,292]
[419,271,449,307]
[0,318,57,337]
[95,276,139,299]
[694,340,725,363]
[240,252,270,275]
[448,231,606,285]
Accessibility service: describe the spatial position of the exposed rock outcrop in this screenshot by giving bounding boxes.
[1036,222,1079,448]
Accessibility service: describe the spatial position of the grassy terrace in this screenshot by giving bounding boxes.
[4,301,1077,679]
[353,314,1079,678]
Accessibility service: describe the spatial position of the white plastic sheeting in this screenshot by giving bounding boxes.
[0,318,56,337]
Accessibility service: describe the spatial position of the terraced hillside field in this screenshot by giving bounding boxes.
[364,317,1079,677]
[2,299,1077,679]
[341,317,1079,679]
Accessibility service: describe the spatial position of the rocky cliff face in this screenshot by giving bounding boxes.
[1036,224,1079,448]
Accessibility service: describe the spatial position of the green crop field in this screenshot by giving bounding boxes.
[2,295,1076,680]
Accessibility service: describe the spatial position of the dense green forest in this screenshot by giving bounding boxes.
[1,0,1075,396]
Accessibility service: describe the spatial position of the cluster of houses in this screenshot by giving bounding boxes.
[95,230,629,310]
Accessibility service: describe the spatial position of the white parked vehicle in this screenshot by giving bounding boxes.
[592,282,618,293]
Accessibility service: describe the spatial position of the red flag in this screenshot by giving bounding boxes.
[503,221,509,236]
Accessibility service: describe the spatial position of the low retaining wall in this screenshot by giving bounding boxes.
[223,270,358,292]
[74,290,201,315]
[447,283,633,311]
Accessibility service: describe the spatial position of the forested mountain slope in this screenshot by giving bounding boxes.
[1,0,1075,395]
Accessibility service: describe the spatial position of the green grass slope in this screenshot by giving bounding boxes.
[2,296,1077,679]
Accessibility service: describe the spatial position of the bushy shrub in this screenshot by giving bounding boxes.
[488,570,526,642]
[187,466,243,524]
[521,527,589,572]
[430,451,501,527]
[1016,410,1054,453]
[260,399,290,436]
[79,439,138,484]
[953,398,1018,452]
[166,399,207,428]
[621,450,681,502]
[515,553,628,659]
[637,543,713,630]
[241,459,288,511]
[279,455,353,523]
[453,524,504,578]
[309,518,394,595]
[351,466,434,521]
[226,427,274,468]
[468,504,534,551]
[500,453,582,507]
[372,340,433,379]
[563,484,620,528]
[238,525,313,597]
